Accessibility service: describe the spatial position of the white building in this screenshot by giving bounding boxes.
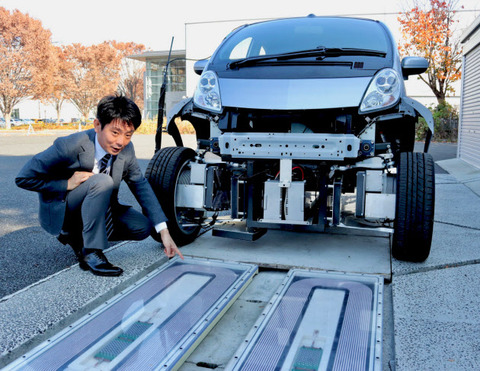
[129,50,186,120]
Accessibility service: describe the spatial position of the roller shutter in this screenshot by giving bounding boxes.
[459,42,480,168]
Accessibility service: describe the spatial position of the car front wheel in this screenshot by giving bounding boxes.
[146,146,204,246]
[393,152,435,262]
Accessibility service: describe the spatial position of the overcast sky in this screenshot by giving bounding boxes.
[1,0,478,51]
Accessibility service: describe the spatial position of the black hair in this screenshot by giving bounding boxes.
[96,95,142,130]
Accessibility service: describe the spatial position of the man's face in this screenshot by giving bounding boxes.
[94,118,135,156]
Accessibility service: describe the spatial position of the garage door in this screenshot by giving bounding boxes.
[459,43,480,168]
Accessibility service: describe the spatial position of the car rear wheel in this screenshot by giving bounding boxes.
[393,152,435,262]
[146,146,203,246]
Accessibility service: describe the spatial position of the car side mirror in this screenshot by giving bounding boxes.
[194,59,209,75]
[401,56,429,79]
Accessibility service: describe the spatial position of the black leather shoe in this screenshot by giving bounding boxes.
[79,249,123,277]
[57,233,82,260]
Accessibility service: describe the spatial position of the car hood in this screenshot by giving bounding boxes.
[218,76,372,110]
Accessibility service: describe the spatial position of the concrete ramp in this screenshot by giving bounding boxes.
[181,229,391,279]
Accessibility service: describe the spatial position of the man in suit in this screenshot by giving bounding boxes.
[16,95,183,277]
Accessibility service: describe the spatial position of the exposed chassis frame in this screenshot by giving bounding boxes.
[218,132,361,160]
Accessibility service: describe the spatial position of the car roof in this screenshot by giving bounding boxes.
[240,15,383,29]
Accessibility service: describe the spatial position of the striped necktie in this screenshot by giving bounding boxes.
[99,153,111,174]
[99,154,114,238]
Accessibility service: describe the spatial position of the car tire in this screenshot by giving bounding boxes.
[392,152,435,262]
[145,146,203,246]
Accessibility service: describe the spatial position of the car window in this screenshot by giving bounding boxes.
[216,17,389,62]
[229,37,266,59]
[229,37,252,59]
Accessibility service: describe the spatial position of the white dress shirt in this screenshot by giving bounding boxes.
[94,134,167,232]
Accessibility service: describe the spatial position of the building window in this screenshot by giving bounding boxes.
[144,57,186,120]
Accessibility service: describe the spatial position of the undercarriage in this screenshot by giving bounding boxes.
[146,100,435,262]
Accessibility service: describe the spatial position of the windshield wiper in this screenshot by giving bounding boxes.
[227,47,386,69]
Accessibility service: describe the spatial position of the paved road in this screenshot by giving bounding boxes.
[0,131,457,299]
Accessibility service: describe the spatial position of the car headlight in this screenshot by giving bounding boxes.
[359,68,401,113]
[193,70,222,113]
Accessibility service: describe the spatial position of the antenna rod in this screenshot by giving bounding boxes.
[155,36,174,152]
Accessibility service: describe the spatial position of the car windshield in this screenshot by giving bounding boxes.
[214,17,390,64]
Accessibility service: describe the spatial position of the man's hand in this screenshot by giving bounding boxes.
[67,171,94,190]
[160,229,184,259]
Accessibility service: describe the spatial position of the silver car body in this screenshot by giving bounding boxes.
[219,77,372,110]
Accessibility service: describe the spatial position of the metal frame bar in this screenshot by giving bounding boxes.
[219,132,361,160]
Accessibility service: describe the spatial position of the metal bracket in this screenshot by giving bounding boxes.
[279,159,292,188]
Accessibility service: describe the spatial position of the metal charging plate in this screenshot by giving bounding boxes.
[5,257,258,371]
[226,269,384,371]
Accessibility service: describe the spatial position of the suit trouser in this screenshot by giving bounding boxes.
[62,173,152,250]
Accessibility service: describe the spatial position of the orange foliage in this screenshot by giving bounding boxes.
[62,42,122,121]
[0,7,147,129]
[44,46,75,123]
[110,41,146,110]
[398,0,463,103]
[0,7,55,129]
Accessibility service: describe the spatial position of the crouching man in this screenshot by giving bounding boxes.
[16,95,183,276]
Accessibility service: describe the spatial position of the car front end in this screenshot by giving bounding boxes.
[148,16,435,262]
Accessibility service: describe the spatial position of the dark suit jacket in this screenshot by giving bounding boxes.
[15,129,167,235]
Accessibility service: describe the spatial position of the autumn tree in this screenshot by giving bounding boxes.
[110,41,146,110]
[44,46,74,123]
[63,42,121,122]
[398,0,462,104]
[0,7,54,129]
